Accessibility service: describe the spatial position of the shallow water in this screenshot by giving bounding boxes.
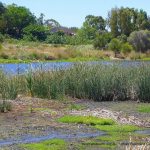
[135,129,150,135]
[0,127,105,147]
[0,61,150,75]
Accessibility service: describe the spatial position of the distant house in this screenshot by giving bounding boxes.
[50,26,76,36]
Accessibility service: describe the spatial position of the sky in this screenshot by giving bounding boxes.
[2,0,150,28]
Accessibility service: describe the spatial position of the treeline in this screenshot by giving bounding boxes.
[0,2,150,53]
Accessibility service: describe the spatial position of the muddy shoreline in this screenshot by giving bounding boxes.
[0,97,150,149]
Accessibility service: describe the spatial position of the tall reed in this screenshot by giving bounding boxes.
[0,63,150,102]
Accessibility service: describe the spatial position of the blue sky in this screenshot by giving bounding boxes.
[2,0,150,27]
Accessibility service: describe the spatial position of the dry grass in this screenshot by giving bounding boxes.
[0,41,111,61]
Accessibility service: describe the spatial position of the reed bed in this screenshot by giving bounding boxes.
[0,63,150,102]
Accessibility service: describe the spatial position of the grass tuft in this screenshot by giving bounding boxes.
[58,115,115,126]
[21,139,66,150]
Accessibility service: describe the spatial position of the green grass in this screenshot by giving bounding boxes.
[137,105,150,113]
[58,115,115,126]
[21,139,67,150]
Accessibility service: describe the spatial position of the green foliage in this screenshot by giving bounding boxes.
[46,34,66,44]
[128,30,150,52]
[108,7,119,37]
[108,7,150,37]
[23,24,47,41]
[79,15,106,41]
[59,115,115,125]
[117,34,127,43]
[121,42,133,54]
[4,4,36,38]
[93,32,112,49]
[21,139,66,150]
[108,38,121,52]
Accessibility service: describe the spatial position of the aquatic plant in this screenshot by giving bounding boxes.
[1,63,150,102]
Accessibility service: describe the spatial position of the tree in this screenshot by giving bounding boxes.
[4,4,36,38]
[23,24,47,41]
[108,8,119,37]
[37,13,45,25]
[0,2,6,14]
[128,30,150,52]
[108,7,150,37]
[93,32,112,49]
[79,15,106,41]
[44,19,60,28]
[0,2,6,33]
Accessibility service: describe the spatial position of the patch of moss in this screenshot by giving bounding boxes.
[58,115,115,126]
[21,139,66,150]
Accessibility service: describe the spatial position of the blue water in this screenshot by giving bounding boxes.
[0,130,105,147]
[0,62,73,75]
[0,61,150,75]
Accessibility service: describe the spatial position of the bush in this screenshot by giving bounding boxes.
[117,34,127,43]
[121,43,133,54]
[46,34,67,44]
[94,33,112,49]
[108,38,122,52]
[128,30,150,52]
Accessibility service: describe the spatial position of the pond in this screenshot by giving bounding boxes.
[0,61,150,75]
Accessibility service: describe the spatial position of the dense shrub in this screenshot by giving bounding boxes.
[93,33,112,49]
[128,30,150,52]
[46,34,67,44]
[108,38,122,52]
[121,42,133,54]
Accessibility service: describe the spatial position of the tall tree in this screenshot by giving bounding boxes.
[0,2,6,33]
[0,2,5,14]
[108,7,150,37]
[108,8,119,37]
[37,13,45,25]
[79,15,106,40]
[4,4,36,38]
